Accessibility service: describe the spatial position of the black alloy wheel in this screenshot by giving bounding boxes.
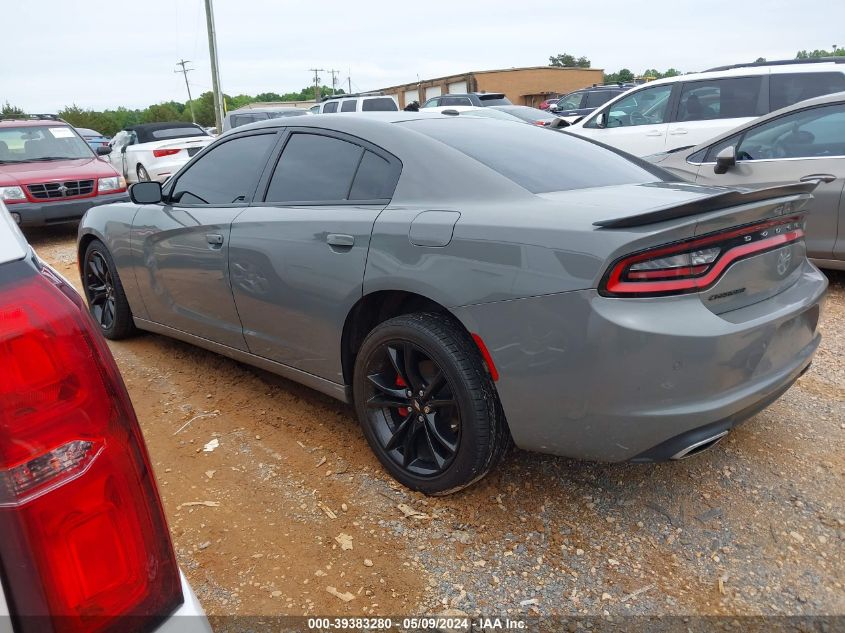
[363,340,460,477]
[81,239,136,340]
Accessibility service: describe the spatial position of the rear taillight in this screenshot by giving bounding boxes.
[600,216,805,297]
[0,264,182,633]
[152,148,180,158]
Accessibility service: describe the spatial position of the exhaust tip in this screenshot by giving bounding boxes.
[670,430,729,460]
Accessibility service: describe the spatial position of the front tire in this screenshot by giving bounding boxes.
[353,313,509,495]
[136,164,151,182]
[82,239,136,340]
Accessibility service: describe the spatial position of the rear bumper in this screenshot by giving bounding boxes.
[453,260,827,462]
[152,572,212,633]
[9,192,129,228]
[146,157,193,183]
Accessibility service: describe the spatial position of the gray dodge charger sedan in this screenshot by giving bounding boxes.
[77,113,827,494]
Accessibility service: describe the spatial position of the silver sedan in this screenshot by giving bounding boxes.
[647,91,845,270]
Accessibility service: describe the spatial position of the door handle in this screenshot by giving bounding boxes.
[799,174,837,184]
[326,234,355,247]
[669,128,688,135]
[206,233,224,246]
[645,130,663,137]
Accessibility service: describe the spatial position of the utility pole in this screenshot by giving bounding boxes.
[309,68,325,103]
[329,69,339,95]
[174,59,196,124]
[203,0,225,131]
[347,69,352,94]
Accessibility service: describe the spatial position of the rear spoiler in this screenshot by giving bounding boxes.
[594,181,818,229]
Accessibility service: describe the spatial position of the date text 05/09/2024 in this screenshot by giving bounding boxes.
[306,617,527,630]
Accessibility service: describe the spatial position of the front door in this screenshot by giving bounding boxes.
[230,129,401,382]
[131,130,279,349]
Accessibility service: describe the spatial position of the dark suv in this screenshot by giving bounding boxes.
[550,84,635,122]
[421,92,512,108]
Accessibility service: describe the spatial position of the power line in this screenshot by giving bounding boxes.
[329,69,340,95]
[175,59,196,123]
[309,68,325,102]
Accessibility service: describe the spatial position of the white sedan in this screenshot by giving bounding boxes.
[107,122,214,184]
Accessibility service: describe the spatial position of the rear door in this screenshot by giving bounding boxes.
[131,130,279,349]
[666,76,763,151]
[229,129,401,382]
[694,102,845,261]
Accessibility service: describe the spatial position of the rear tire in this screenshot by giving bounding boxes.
[136,164,150,182]
[353,313,510,495]
[82,239,137,340]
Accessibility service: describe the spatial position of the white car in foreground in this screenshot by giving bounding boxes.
[0,203,210,633]
[107,122,214,183]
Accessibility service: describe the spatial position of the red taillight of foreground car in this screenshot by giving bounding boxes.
[600,216,805,297]
[152,148,180,158]
[0,265,182,633]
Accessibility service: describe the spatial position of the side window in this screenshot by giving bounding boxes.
[349,151,400,200]
[170,133,276,205]
[604,84,673,128]
[703,133,742,162]
[421,98,440,108]
[734,103,845,160]
[677,77,762,122]
[556,92,585,110]
[340,100,357,112]
[770,73,845,111]
[585,90,617,108]
[322,102,338,113]
[265,133,363,202]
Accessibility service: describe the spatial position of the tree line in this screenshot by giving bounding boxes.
[1,85,341,137]
[550,47,845,85]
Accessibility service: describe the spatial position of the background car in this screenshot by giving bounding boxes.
[78,114,825,495]
[549,83,634,123]
[0,201,210,633]
[567,58,845,156]
[106,121,214,183]
[75,126,111,151]
[222,106,311,132]
[538,96,560,110]
[647,91,845,270]
[421,92,512,109]
[317,93,399,113]
[0,115,127,227]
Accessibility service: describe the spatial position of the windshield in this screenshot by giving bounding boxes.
[0,125,92,162]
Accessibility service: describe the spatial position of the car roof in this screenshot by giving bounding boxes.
[686,90,845,154]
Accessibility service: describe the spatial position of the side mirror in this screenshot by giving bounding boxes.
[129,181,162,205]
[96,146,111,156]
[714,145,737,175]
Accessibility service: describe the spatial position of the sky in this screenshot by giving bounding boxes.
[4,0,845,112]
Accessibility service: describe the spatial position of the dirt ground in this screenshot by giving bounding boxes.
[26,224,845,621]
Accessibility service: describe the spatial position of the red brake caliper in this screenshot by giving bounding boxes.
[395,375,409,417]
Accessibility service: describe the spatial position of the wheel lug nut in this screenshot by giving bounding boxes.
[424,406,431,414]
[406,390,412,397]
[418,415,424,422]
[419,390,424,396]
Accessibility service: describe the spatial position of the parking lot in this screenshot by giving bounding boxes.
[27,223,845,619]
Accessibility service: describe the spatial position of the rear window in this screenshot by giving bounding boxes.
[677,77,763,121]
[362,97,399,112]
[770,72,845,111]
[402,119,662,193]
[150,127,207,140]
[478,94,511,106]
[230,113,268,128]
